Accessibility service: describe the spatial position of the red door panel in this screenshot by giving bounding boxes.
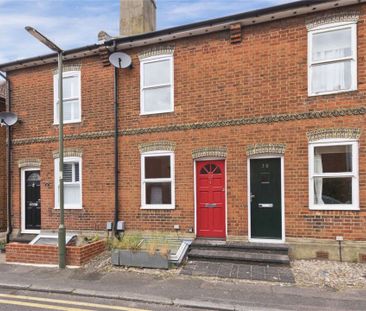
[196,160,226,238]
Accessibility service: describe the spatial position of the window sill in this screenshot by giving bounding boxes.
[53,120,82,125]
[140,205,175,210]
[308,88,357,97]
[309,205,359,211]
[54,206,83,210]
[140,110,174,116]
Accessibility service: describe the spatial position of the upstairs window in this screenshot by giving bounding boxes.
[54,71,81,124]
[55,157,82,209]
[309,140,359,210]
[140,55,174,115]
[308,23,357,96]
[141,151,175,209]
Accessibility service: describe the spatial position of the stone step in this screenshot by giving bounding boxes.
[191,239,289,255]
[188,248,290,266]
[10,234,37,244]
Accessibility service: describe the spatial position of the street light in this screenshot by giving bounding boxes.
[25,26,66,269]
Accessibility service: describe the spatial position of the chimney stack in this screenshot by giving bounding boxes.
[120,0,156,36]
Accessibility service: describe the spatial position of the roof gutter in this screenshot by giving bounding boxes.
[0,0,364,72]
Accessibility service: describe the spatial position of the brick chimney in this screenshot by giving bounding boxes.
[120,0,156,36]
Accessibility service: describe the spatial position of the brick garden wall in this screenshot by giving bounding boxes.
[5,4,366,241]
[5,240,106,266]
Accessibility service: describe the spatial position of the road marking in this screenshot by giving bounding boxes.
[0,294,150,311]
[0,298,92,311]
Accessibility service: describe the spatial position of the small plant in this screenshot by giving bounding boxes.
[145,240,170,258]
[0,241,5,253]
[109,234,143,251]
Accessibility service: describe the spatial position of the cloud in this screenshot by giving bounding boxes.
[0,0,294,65]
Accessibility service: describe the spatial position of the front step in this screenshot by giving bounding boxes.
[187,239,290,266]
[10,234,37,244]
[191,239,289,255]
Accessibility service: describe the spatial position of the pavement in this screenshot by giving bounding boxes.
[1,254,366,310]
[181,260,295,283]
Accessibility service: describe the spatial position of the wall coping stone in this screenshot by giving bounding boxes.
[307,128,361,142]
[192,147,227,159]
[138,46,175,60]
[53,64,81,75]
[53,147,83,159]
[306,10,360,30]
[18,158,41,168]
[138,141,176,153]
[246,144,286,156]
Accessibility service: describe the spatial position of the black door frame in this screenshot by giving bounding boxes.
[248,155,285,243]
[21,167,41,233]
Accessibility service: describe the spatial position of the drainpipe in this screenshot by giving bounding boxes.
[0,72,12,243]
[109,41,120,237]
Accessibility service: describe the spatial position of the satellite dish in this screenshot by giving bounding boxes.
[0,111,18,127]
[109,52,132,69]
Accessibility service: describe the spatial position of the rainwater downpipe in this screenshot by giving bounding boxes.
[0,72,12,243]
[112,42,120,237]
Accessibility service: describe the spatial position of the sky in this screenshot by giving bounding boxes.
[0,0,295,64]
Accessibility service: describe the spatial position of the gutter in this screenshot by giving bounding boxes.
[0,0,363,72]
[0,72,12,243]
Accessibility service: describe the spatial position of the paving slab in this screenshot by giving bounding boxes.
[181,260,295,283]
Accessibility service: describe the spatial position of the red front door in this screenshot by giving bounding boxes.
[196,160,226,238]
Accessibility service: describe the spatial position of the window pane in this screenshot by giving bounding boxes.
[75,163,80,182]
[313,177,352,204]
[312,60,352,93]
[314,145,352,173]
[145,156,170,178]
[63,75,79,99]
[63,100,79,121]
[143,60,170,86]
[145,182,171,204]
[64,184,80,206]
[64,163,73,182]
[312,28,352,62]
[143,86,171,113]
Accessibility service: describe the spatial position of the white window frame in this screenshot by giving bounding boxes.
[308,22,357,96]
[54,70,81,124]
[141,150,175,210]
[308,139,359,211]
[140,55,174,115]
[54,156,83,209]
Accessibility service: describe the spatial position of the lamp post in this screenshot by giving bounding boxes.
[25,26,66,269]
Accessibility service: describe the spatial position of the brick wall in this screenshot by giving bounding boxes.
[5,4,366,241]
[0,98,6,232]
[5,240,106,266]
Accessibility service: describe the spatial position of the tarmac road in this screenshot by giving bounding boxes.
[0,288,193,311]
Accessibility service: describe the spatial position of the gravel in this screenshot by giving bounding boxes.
[292,260,366,290]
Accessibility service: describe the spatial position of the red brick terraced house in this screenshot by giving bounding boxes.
[0,0,365,261]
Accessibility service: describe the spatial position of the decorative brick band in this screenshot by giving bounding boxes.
[307,128,361,142]
[306,10,359,30]
[11,106,366,146]
[53,147,83,159]
[192,147,227,159]
[246,144,286,156]
[18,158,41,168]
[138,141,176,153]
[138,46,175,60]
[53,64,81,75]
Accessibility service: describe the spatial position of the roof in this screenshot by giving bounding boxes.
[0,0,363,72]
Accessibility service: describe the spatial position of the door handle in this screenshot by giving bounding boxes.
[205,203,217,208]
[258,203,273,208]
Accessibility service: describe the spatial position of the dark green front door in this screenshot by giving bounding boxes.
[250,158,282,240]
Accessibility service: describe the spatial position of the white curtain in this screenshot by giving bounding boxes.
[314,152,324,204]
[151,185,163,204]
